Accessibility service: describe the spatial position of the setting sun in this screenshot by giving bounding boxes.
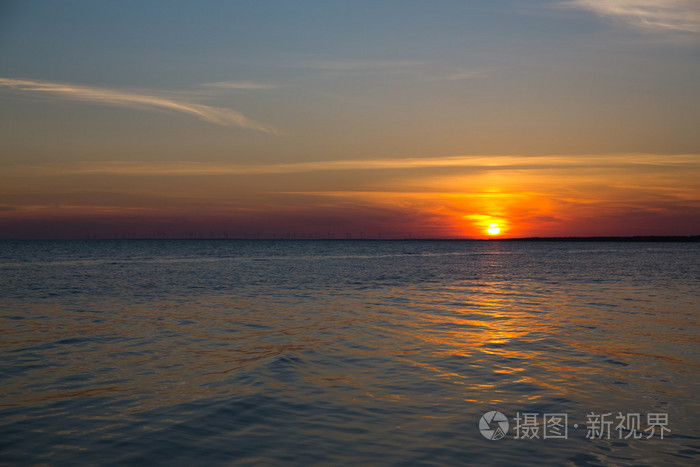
[487,224,501,235]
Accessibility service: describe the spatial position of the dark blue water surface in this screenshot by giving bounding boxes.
[1,240,699,465]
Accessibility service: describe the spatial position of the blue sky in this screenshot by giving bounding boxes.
[2,1,699,159]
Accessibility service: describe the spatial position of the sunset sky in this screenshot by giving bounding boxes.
[1,0,699,238]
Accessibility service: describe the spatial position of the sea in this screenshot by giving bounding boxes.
[0,240,698,466]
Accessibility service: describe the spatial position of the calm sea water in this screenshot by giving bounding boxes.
[0,240,698,465]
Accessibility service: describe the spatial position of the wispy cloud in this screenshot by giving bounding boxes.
[310,59,426,73]
[432,68,485,82]
[203,80,279,90]
[0,78,278,133]
[308,59,486,82]
[10,154,699,177]
[564,0,700,33]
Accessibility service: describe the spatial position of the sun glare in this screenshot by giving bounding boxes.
[487,223,501,235]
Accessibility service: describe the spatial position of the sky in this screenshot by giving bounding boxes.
[1,0,699,239]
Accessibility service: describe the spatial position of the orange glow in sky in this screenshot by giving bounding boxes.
[1,154,698,239]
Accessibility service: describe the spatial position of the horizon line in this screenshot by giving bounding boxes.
[2,235,699,242]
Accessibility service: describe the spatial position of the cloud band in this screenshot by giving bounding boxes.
[0,78,278,133]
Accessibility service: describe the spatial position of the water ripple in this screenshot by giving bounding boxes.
[1,240,698,465]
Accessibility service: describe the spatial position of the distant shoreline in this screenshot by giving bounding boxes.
[485,235,700,242]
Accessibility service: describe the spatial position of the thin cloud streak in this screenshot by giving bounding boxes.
[203,81,279,90]
[10,154,699,176]
[564,0,700,33]
[308,59,486,82]
[0,78,278,133]
[310,59,426,72]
